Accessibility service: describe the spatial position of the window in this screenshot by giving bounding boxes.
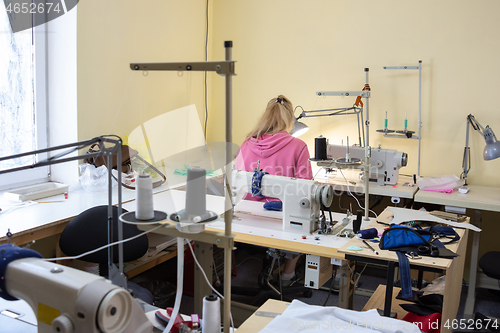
[0,4,48,190]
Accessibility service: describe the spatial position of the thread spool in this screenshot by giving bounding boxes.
[357,228,378,239]
[311,136,328,161]
[135,173,154,220]
[353,210,362,233]
[185,167,207,219]
[202,294,221,333]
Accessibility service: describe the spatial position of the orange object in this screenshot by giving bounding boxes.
[354,84,371,107]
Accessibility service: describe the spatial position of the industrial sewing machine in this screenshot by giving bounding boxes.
[0,244,153,333]
[232,170,334,234]
[326,143,408,186]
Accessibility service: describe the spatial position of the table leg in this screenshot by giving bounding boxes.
[194,241,214,315]
[338,260,355,309]
[417,269,424,289]
[463,209,481,319]
[384,261,396,317]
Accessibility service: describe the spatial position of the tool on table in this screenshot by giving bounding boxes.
[362,239,379,255]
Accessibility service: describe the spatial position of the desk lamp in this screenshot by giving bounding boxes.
[462,114,500,185]
[290,105,365,147]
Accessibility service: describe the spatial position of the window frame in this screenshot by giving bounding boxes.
[0,17,49,191]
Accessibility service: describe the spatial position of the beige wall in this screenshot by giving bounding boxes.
[77,1,500,268]
[211,0,500,187]
[77,0,212,149]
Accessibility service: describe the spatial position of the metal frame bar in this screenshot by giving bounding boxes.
[130,41,235,333]
[130,61,235,75]
[383,60,423,176]
[312,70,371,220]
[298,107,365,147]
[0,136,126,287]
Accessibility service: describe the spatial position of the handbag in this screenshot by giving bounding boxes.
[380,225,458,258]
[84,143,138,173]
[379,226,432,250]
[84,143,166,189]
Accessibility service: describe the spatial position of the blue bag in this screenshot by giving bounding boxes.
[379,226,431,250]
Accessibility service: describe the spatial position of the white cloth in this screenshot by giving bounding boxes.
[258,300,422,333]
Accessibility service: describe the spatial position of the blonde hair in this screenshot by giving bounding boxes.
[245,95,294,140]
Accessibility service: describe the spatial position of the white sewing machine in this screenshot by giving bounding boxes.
[1,250,153,333]
[232,170,333,233]
[326,144,408,186]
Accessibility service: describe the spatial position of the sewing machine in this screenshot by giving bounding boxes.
[0,245,153,333]
[326,144,408,186]
[232,170,334,233]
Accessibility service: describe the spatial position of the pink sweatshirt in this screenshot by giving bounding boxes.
[235,131,313,201]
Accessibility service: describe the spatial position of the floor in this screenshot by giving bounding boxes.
[130,242,500,327]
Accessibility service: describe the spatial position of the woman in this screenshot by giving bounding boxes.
[235,95,313,286]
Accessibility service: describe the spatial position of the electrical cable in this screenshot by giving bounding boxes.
[236,256,263,268]
[339,169,377,218]
[348,263,368,286]
[43,224,164,262]
[187,241,234,329]
[164,237,185,333]
[322,267,337,306]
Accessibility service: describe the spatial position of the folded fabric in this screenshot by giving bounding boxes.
[423,188,454,193]
[263,200,282,211]
[259,299,422,333]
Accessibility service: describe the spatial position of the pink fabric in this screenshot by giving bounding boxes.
[235,131,313,202]
[423,188,454,193]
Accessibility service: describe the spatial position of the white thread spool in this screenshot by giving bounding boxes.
[202,294,220,333]
[135,173,154,220]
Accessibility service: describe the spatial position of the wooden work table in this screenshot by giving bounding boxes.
[415,184,500,319]
[339,208,470,333]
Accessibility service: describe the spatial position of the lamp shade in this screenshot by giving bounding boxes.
[290,119,309,137]
[483,127,500,161]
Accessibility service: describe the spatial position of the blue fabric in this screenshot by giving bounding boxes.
[251,171,268,197]
[263,201,282,211]
[0,244,43,301]
[396,251,413,299]
[380,226,431,250]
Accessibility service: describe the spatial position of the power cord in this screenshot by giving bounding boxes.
[323,267,338,306]
[187,242,235,329]
[43,224,164,262]
[339,169,378,218]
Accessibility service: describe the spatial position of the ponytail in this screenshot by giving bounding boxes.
[245,95,294,140]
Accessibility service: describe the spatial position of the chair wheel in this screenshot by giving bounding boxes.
[303,290,313,298]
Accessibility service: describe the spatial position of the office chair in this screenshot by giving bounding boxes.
[468,251,500,332]
[229,248,312,307]
[59,205,153,303]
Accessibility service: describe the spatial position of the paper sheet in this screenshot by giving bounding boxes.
[386,207,481,232]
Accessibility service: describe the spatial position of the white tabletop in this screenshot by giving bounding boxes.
[124,190,373,254]
[0,181,173,241]
[313,168,418,199]
[414,184,500,212]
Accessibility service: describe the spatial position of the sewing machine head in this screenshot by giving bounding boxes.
[326,144,407,185]
[232,170,334,233]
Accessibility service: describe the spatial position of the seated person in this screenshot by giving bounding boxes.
[235,95,313,286]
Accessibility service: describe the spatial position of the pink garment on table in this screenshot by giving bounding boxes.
[423,188,454,193]
[235,131,313,202]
